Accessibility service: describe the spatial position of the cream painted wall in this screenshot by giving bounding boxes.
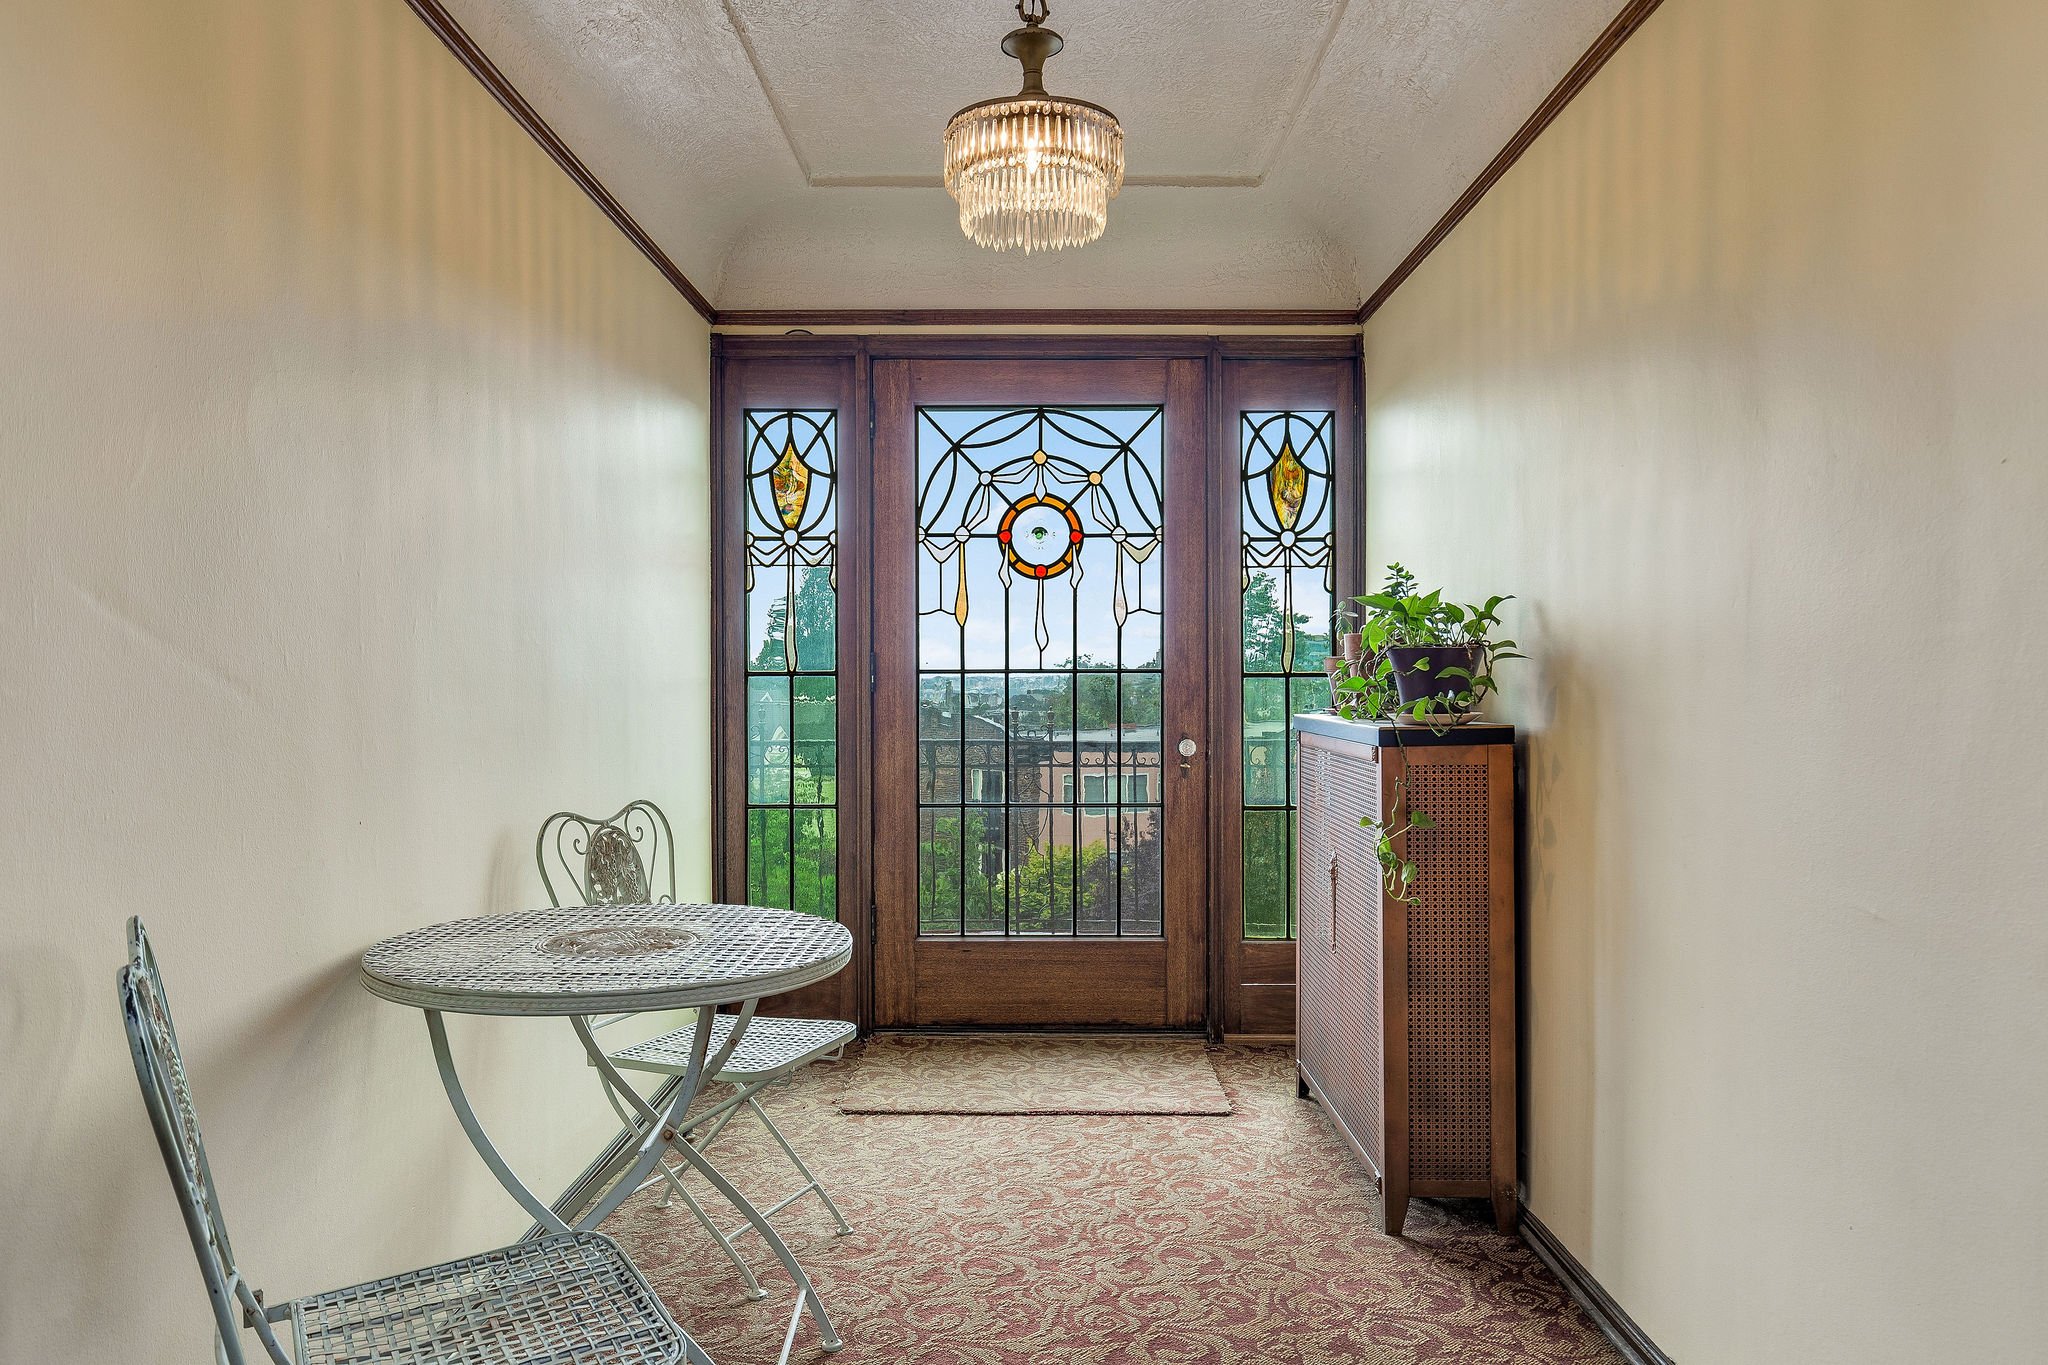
[1363,0,2047,1359]
[0,1,711,1359]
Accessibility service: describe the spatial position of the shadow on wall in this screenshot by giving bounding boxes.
[0,937,375,1344]
[23,841,597,1345]
[0,946,88,1340]
[1514,630,1608,1248]
[0,815,657,1348]
[27,0,690,390]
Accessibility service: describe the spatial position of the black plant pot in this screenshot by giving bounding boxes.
[1386,643,1485,710]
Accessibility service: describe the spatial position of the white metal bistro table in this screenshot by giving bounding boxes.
[361,902,853,1361]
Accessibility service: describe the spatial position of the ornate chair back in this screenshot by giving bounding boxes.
[120,917,290,1365]
[535,800,677,908]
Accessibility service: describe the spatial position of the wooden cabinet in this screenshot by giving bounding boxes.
[1292,714,1517,1235]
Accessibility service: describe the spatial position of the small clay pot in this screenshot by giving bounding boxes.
[1322,656,1349,711]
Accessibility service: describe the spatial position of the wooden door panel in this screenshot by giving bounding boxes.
[871,358,1206,1028]
[911,940,1168,1027]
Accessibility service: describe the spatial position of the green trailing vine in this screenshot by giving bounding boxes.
[1363,778,1434,904]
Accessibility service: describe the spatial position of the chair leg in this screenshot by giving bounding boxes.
[775,1279,808,1365]
[656,1157,768,1301]
[598,1072,680,1207]
[667,1134,843,1354]
[690,1090,745,1154]
[746,1095,852,1236]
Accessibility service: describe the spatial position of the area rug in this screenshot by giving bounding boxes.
[608,1044,1620,1364]
[832,1033,1234,1115]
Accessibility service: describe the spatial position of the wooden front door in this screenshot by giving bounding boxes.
[869,359,1210,1027]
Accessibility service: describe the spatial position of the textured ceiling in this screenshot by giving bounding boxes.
[732,0,1345,185]
[441,0,1624,311]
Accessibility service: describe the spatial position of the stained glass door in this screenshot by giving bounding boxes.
[913,405,1164,939]
[871,359,1209,1028]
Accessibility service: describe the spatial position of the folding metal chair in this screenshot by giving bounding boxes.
[603,1013,855,1300]
[537,804,855,1303]
[119,916,709,1365]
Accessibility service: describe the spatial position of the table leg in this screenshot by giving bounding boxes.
[566,1008,721,1232]
[664,1123,844,1356]
[526,1072,683,1240]
[530,999,760,1236]
[585,1020,771,1303]
[425,1009,574,1236]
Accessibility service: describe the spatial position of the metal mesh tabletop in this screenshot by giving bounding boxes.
[290,1232,685,1365]
[360,903,852,1015]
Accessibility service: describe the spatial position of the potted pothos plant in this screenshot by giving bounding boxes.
[1325,564,1526,900]
[1339,566,1523,727]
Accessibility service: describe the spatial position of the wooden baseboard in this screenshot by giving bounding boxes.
[1221,1032,1294,1046]
[1520,1208,1675,1364]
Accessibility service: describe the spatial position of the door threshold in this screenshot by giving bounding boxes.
[864,1025,1212,1037]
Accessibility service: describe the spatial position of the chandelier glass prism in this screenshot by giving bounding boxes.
[942,0,1125,253]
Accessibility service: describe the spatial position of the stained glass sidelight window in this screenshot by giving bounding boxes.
[743,409,838,919]
[1241,411,1335,939]
[914,406,1165,937]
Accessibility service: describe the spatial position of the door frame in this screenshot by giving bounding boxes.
[711,333,1361,1037]
[1208,354,1365,1037]
[711,346,872,1028]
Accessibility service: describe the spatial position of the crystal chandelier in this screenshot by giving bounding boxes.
[942,0,1125,253]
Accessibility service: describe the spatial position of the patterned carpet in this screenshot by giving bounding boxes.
[835,1034,1233,1115]
[607,1041,1619,1364]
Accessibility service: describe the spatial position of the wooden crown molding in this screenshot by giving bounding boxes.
[1357,0,1669,323]
[409,0,1663,331]
[713,334,1360,362]
[711,308,1362,330]
[403,0,717,321]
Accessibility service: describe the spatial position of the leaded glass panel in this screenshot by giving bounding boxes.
[744,409,838,919]
[1241,410,1334,940]
[914,406,1165,937]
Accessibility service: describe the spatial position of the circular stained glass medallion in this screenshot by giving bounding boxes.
[997,493,1083,579]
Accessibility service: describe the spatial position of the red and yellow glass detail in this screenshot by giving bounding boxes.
[997,492,1084,579]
